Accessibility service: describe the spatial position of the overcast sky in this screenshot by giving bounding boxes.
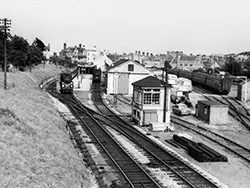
[1,0,250,55]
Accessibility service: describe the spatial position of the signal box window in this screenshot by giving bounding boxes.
[128,64,134,71]
[143,89,160,105]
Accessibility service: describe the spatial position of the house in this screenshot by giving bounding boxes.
[177,55,203,71]
[131,76,171,126]
[59,43,100,64]
[87,46,98,63]
[59,43,87,63]
[106,59,152,95]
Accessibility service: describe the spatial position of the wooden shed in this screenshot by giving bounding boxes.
[196,100,228,125]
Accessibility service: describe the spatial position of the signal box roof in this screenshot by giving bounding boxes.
[132,76,171,88]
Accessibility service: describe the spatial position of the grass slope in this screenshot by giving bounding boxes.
[0,64,97,188]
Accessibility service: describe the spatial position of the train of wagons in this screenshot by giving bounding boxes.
[59,65,102,94]
[168,69,232,95]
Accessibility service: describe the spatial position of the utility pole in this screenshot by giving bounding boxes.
[0,18,11,89]
[163,60,169,122]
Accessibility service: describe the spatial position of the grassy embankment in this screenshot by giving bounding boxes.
[0,64,97,188]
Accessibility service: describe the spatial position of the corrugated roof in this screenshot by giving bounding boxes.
[132,76,171,87]
[179,55,197,61]
[198,100,228,107]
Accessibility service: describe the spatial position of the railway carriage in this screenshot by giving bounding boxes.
[192,72,207,85]
[179,70,192,80]
[168,69,232,94]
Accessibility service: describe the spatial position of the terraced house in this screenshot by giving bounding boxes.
[177,55,203,71]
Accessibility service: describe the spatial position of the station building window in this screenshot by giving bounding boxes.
[128,64,134,71]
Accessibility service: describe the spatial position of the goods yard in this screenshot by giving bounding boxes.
[43,67,250,188]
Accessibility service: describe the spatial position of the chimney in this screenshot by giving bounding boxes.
[63,43,67,50]
[47,43,50,51]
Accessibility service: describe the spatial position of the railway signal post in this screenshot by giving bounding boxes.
[0,18,11,89]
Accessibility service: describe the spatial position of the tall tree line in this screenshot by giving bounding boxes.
[0,31,46,70]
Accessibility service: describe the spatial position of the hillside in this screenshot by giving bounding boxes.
[0,64,97,188]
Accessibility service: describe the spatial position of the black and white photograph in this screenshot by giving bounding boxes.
[1,0,250,187]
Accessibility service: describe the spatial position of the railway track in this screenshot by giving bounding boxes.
[171,115,250,164]
[44,79,224,187]
[47,81,162,188]
[91,83,221,188]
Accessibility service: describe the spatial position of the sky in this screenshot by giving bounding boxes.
[1,0,250,55]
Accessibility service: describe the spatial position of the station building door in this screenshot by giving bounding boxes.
[118,73,129,94]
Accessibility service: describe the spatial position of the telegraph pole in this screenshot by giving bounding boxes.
[163,60,169,122]
[0,18,11,89]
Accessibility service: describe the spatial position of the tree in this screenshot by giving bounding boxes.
[27,37,46,67]
[0,30,11,70]
[0,31,4,63]
[8,35,29,67]
[33,37,46,52]
[50,53,60,66]
[27,45,43,66]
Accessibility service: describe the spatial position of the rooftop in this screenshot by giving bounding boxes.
[198,100,229,107]
[179,55,197,61]
[132,76,171,87]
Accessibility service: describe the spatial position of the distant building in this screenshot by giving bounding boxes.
[177,55,203,71]
[106,59,152,95]
[208,54,226,69]
[235,52,250,62]
[59,43,99,64]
